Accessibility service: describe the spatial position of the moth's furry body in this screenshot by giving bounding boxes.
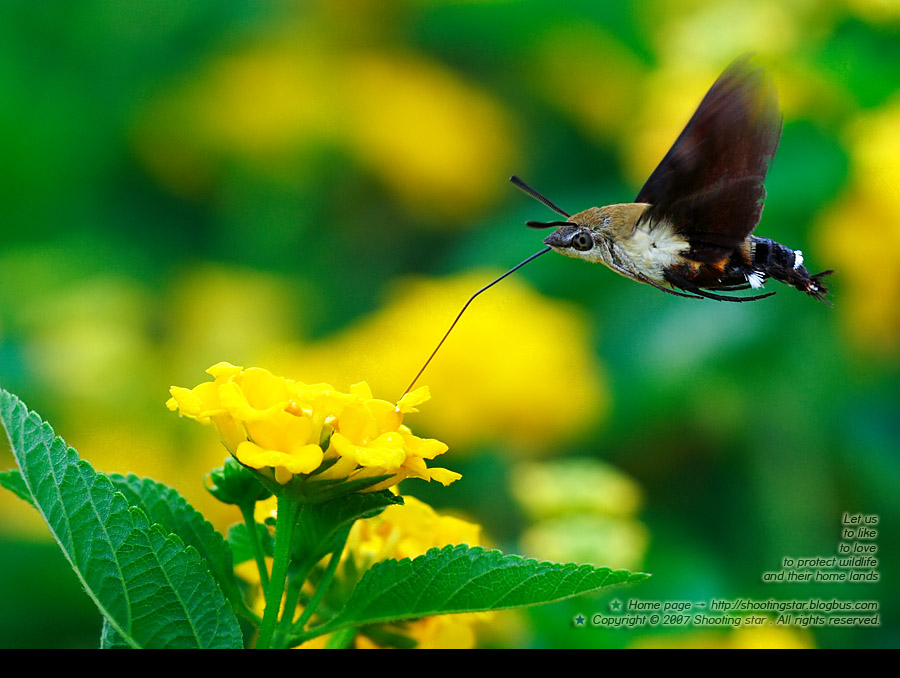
[547,205,831,302]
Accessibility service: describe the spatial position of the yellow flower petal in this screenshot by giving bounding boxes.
[246,410,316,452]
[365,399,402,433]
[397,386,430,413]
[425,467,462,486]
[241,367,293,410]
[167,382,226,421]
[236,440,324,481]
[207,361,243,379]
[401,432,449,460]
[349,381,374,400]
[331,431,406,470]
[335,403,377,443]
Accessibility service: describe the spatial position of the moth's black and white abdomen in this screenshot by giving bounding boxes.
[745,236,833,303]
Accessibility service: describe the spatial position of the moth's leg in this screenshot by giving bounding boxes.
[714,282,752,291]
[664,271,776,302]
[635,271,705,299]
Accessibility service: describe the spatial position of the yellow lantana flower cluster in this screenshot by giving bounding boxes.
[167,362,460,491]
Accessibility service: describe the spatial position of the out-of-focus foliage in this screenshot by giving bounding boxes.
[0,0,897,649]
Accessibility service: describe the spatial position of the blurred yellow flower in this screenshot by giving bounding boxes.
[347,495,482,567]
[846,0,900,21]
[283,272,607,453]
[651,1,800,67]
[843,98,900,210]
[168,363,459,490]
[510,459,647,570]
[191,46,336,159]
[22,277,157,409]
[511,459,643,520]
[167,266,304,377]
[134,36,516,219]
[819,97,900,354]
[341,51,518,220]
[518,514,648,571]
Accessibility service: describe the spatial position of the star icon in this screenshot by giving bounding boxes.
[574,614,586,626]
[609,599,623,612]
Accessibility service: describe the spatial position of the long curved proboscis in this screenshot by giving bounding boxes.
[402,247,552,396]
[402,176,568,395]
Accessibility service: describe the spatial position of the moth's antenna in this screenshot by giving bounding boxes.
[527,220,576,229]
[510,175,571,218]
[402,247,552,396]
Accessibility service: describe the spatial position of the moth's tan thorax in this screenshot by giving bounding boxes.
[571,203,651,235]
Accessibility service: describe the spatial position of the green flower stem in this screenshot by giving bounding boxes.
[272,560,313,648]
[276,579,304,640]
[286,613,340,647]
[255,495,300,649]
[291,536,347,635]
[240,503,270,596]
[286,618,349,648]
[324,627,357,649]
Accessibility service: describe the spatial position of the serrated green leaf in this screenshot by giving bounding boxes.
[109,473,243,614]
[293,490,403,566]
[0,388,243,648]
[321,544,649,632]
[0,468,33,506]
[4,466,253,629]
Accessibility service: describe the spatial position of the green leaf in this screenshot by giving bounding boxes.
[100,618,130,649]
[321,544,649,632]
[293,490,403,566]
[3,466,255,629]
[0,468,33,506]
[108,473,244,615]
[227,521,274,565]
[0,388,243,649]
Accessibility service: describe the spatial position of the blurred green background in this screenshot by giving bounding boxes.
[1,0,898,649]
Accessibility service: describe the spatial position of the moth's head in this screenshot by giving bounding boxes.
[510,176,616,261]
[541,207,611,262]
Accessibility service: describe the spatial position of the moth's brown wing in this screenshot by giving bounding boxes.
[635,56,782,263]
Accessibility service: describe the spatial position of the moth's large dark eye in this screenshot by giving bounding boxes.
[572,232,593,251]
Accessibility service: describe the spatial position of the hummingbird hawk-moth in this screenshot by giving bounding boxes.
[404,57,832,394]
[517,55,832,303]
